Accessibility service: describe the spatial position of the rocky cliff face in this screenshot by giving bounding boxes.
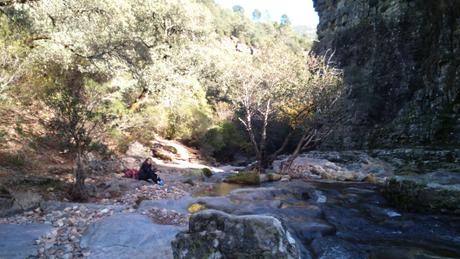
[313,0,460,149]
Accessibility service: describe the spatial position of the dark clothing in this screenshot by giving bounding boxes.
[138,163,159,182]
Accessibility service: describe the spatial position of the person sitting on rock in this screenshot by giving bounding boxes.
[138,158,163,185]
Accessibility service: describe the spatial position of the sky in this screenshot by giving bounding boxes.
[214,0,319,28]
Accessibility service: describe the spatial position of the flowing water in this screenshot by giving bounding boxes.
[191,179,460,258]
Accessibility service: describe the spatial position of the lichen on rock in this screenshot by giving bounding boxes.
[171,209,300,259]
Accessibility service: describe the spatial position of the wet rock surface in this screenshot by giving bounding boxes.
[311,237,367,259]
[273,149,460,215]
[166,180,460,258]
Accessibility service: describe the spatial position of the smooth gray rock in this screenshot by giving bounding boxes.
[138,196,196,214]
[0,223,52,258]
[172,209,300,259]
[80,213,184,259]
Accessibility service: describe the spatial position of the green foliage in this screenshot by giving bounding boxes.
[200,122,249,161]
[0,14,30,98]
[0,0,317,164]
[224,171,260,185]
[43,67,112,154]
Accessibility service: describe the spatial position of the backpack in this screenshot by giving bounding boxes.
[124,168,139,179]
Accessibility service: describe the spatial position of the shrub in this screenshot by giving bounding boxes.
[199,121,249,162]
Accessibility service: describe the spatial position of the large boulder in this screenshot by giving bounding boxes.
[0,188,43,216]
[80,213,184,259]
[171,209,300,259]
[0,223,52,258]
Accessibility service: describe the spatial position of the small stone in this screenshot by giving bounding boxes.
[54,219,64,227]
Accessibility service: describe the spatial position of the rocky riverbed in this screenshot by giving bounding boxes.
[0,149,459,258]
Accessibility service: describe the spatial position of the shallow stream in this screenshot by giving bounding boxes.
[190,179,460,258]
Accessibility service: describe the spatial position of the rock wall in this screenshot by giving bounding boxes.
[313,0,460,149]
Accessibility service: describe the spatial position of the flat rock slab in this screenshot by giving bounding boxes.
[0,223,52,258]
[138,195,236,214]
[80,213,184,259]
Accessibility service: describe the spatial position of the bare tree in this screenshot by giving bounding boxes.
[279,53,345,174]
[229,50,344,174]
[230,62,269,172]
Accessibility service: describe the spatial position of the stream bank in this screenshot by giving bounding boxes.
[0,147,459,258]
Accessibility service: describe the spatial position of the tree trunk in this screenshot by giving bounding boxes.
[71,151,87,201]
[281,130,316,175]
[239,110,263,174]
[266,130,293,168]
[257,99,271,174]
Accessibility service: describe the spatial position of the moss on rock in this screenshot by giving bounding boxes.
[201,168,213,178]
[224,171,260,185]
[382,178,460,214]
